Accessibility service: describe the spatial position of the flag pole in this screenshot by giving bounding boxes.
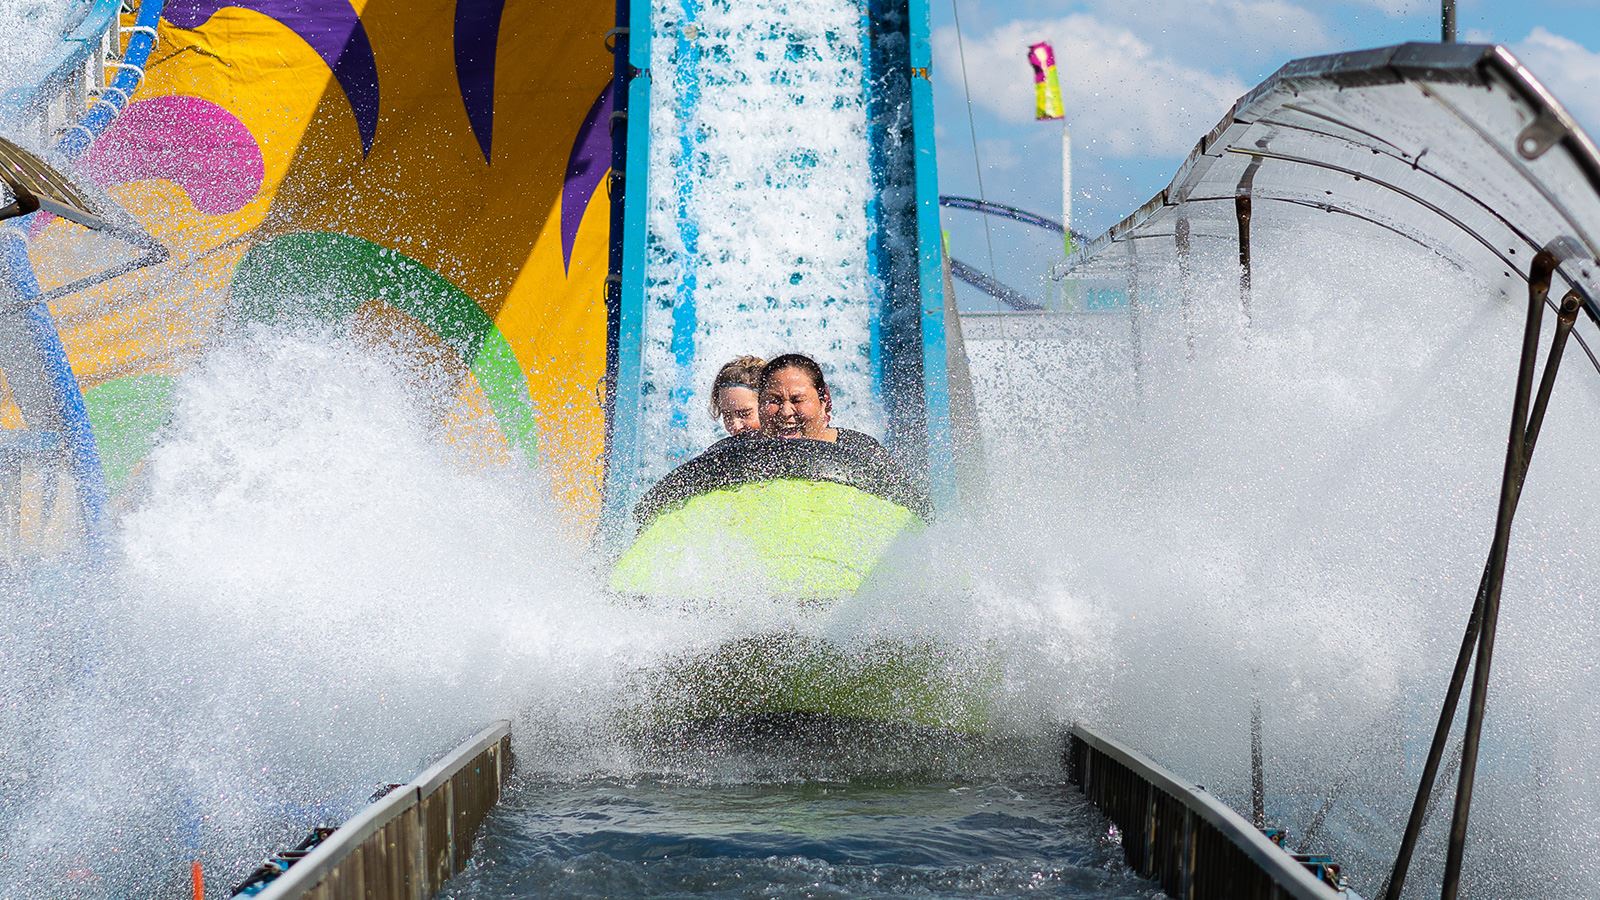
[1061,120,1073,254]
[1027,41,1069,254]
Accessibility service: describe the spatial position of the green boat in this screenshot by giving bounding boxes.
[611,438,992,734]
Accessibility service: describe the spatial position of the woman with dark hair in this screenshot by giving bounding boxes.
[757,353,884,458]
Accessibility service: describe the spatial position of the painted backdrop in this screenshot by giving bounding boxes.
[17,1,616,522]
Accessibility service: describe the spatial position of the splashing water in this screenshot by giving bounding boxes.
[0,322,1110,897]
[0,1,90,112]
[960,211,1600,897]
[3,4,1598,897]
[3,225,1595,897]
[0,330,613,894]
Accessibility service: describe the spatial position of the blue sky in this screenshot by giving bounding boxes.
[929,0,1600,304]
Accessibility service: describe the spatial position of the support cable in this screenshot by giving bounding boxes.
[1250,692,1266,830]
[948,0,998,285]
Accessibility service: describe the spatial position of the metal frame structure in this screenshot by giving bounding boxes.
[1056,43,1600,372]
[2,0,167,555]
[601,0,654,537]
[0,0,124,148]
[906,0,955,511]
[1053,41,1600,899]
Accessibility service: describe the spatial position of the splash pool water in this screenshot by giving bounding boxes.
[443,776,1159,899]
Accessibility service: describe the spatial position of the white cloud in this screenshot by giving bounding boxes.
[1340,0,1431,15]
[1512,27,1600,139]
[933,14,1249,158]
[1084,0,1333,62]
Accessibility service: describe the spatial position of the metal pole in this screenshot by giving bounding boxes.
[1234,194,1253,327]
[1383,282,1581,900]
[1250,694,1266,829]
[1233,153,1261,330]
[1174,217,1196,360]
[1062,121,1074,254]
[1441,0,1456,43]
[1126,239,1143,403]
[1438,255,1575,900]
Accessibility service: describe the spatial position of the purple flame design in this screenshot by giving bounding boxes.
[453,0,506,162]
[560,85,614,273]
[164,0,380,155]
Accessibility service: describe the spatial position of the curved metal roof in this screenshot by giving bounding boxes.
[1058,42,1600,372]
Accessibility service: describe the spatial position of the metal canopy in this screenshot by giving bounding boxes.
[1057,42,1600,369]
[0,133,107,230]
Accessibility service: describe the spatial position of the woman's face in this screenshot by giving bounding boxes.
[760,366,830,439]
[716,385,761,436]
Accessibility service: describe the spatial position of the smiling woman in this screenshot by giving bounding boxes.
[759,353,835,442]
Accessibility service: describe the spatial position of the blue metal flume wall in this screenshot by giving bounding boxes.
[602,0,954,529]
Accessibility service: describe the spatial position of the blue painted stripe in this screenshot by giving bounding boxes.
[906,0,956,511]
[667,0,703,441]
[859,5,886,413]
[601,0,656,536]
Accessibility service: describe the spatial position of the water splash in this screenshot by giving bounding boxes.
[0,1,80,109]
[961,214,1600,895]
[0,323,1106,896]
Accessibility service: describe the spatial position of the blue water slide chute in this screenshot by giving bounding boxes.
[601,0,958,531]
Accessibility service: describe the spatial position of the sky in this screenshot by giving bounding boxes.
[928,0,1600,305]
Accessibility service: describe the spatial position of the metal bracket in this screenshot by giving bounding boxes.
[123,24,159,47]
[1174,216,1197,360]
[1516,110,1565,161]
[0,191,41,223]
[105,61,146,90]
[1234,151,1264,328]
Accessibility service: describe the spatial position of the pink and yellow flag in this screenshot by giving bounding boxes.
[1028,42,1064,120]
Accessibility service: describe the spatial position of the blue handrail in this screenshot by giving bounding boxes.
[59,2,164,158]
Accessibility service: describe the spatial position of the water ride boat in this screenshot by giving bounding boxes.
[611,437,991,734]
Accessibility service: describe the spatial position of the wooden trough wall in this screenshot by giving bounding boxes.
[251,720,512,900]
[1066,724,1340,900]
